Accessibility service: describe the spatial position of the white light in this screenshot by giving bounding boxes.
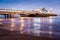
[33,18,41,22]
[49,16,53,23]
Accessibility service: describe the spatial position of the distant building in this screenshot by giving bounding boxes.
[32,8,42,13]
[32,8,53,14]
[41,8,48,13]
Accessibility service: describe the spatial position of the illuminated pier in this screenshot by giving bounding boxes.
[0,9,34,18]
[0,8,57,18]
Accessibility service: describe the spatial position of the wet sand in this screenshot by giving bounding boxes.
[0,29,57,40]
[0,17,60,40]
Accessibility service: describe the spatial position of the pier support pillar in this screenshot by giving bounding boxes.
[3,14,14,18]
[11,14,14,18]
[3,14,7,18]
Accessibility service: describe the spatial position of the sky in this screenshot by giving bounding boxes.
[0,0,60,14]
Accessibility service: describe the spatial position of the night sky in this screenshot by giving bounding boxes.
[0,0,60,14]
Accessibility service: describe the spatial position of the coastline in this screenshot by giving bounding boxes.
[21,13,57,17]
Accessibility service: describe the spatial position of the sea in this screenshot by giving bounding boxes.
[0,15,60,39]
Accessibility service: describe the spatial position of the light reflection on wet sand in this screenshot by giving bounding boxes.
[0,17,60,38]
[49,16,53,38]
[10,18,15,33]
[19,18,24,34]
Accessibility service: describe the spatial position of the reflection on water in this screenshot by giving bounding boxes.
[32,18,41,36]
[20,18,24,34]
[49,16,53,23]
[0,16,60,38]
[11,18,15,32]
[49,16,53,37]
[0,19,3,24]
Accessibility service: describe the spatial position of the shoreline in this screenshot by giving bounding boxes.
[0,29,58,40]
[21,13,57,17]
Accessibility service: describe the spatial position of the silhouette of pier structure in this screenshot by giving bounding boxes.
[0,8,57,18]
[0,9,35,18]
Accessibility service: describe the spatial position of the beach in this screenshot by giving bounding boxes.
[0,16,60,40]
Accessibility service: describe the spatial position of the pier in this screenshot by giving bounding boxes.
[0,9,57,18]
[0,9,35,18]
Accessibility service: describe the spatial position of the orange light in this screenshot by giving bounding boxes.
[11,18,15,31]
[20,17,24,31]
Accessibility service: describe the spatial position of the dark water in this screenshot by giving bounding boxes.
[0,15,60,39]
